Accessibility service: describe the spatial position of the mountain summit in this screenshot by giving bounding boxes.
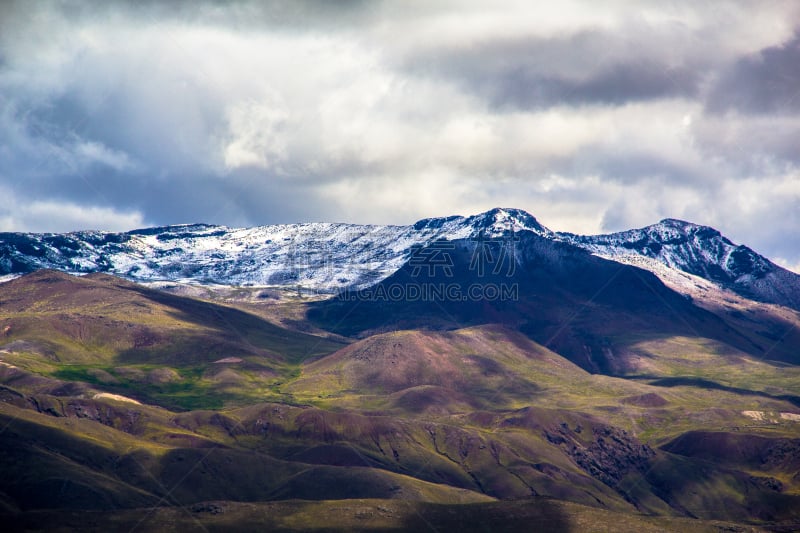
[563,218,800,309]
[411,207,552,238]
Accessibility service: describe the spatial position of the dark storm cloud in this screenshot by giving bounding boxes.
[405,31,703,110]
[486,62,700,110]
[566,151,708,188]
[707,33,800,114]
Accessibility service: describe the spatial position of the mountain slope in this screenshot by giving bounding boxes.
[0,270,345,409]
[0,208,547,292]
[2,208,799,315]
[308,229,796,371]
[563,218,800,310]
[2,269,800,529]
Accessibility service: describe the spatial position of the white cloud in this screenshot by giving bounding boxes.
[0,0,798,268]
[0,187,145,232]
[223,94,289,170]
[74,141,138,172]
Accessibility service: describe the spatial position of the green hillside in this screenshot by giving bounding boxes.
[1,270,800,531]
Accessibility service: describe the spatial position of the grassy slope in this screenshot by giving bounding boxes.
[1,499,774,533]
[2,271,800,529]
[0,401,494,510]
[0,270,345,409]
[0,398,789,531]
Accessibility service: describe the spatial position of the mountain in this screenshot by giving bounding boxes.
[3,209,800,530]
[563,218,800,310]
[0,208,546,292]
[2,208,798,313]
[0,269,345,409]
[308,228,776,370]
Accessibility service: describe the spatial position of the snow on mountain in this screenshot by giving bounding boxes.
[2,208,798,310]
[0,208,547,292]
[561,219,800,310]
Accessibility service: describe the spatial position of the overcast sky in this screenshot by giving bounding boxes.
[1,1,799,271]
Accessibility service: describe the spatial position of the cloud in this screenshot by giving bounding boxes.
[0,0,798,269]
[0,187,145,232]
[402,30,705,111]
[712,173,800,261]
[223,94,289,171]
[74,141,138,172]
[707,33,800,114]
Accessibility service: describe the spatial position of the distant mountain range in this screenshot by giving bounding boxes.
[2,207,799,310]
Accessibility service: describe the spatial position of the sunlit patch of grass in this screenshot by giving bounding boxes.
[627,335,800,395]
[48,363,307,411]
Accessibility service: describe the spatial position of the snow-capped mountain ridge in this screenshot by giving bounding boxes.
[561,218,799,309]
[563,218,772,283]
[1,208,798,309]
[0,208,544,292]
[411,207,551,238]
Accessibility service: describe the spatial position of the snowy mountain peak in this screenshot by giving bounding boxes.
[467,207,552,237]
[656,218,694,227]
[648,219,724,242]
[0,207,551,293]
[562,219,800,309]
[412,208,551,239]
[571,218,730,254]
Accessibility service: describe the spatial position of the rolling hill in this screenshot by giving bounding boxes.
[2,210,800,531]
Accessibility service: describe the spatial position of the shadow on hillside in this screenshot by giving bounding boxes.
[400,499,571,532]
[126,283,292,334]
[307,234,780,374]
[630,375,800,407]
[643,453,800,523]
[0,413,160,512]
[114,283,345,364]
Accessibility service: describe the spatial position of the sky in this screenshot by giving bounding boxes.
[1,1,799,272]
